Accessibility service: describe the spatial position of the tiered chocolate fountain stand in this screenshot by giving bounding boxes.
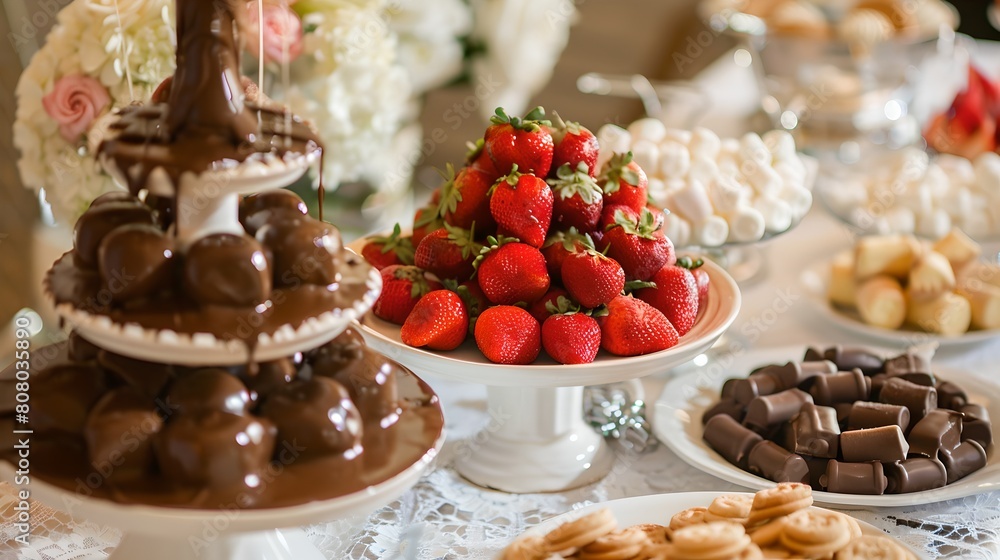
[1,2,443,559]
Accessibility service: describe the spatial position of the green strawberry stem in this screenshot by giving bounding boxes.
[676,256,705,270]
[546,162,601,204]
[471,234,520,271]
[600,151,640,192]
[490,106,551,131]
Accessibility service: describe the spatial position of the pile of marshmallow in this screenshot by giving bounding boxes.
[596,119,816,248]
[822,148,1000,240]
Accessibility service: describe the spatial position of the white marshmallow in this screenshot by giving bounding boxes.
[761,129,797,162]
[687,155,720,187]
[743,161,783,198]
[630,140,660,178]
[893,148,930,184]
[782,184,813,218]
[725,207,766,243]
[663,128,692,145]
[646,177,668,207]
[922,164,951,200]
[708,175,747,214]
[917,208,952,239]
[693,215,730,247]
[822,178,869,215]
[894,183,933,218]
[959,206,992,239]
[939,186,972,219]
[661,211,692,248]
[658,141,691,178]
[936,154,975,185]
[739,133,772,168]
[666,180,714,224]
[753,195,793,233]
[883,206,916,234]
[596,124,631,170]
[973,152,1000,195]
[773,160,807,190]
[688,127,721,161]
[720,138,740,157]
[627,118,667,144]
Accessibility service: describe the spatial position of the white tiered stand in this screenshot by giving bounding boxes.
[358,257,741,493]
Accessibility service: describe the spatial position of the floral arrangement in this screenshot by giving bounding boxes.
[15,0,575,226]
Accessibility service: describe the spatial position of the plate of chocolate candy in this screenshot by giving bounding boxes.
[653,345,998,506]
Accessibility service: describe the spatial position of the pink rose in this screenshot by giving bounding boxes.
[42,75,111,143]
[245,3,304,65]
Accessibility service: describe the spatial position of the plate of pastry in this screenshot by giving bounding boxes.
[800,230,1000,347]
[502,486,922,559]
[652,345,999,507]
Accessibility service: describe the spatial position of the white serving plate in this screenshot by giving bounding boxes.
[653,346,1000,507]
[801,260,1000,348]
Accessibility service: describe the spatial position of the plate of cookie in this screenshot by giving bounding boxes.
[502,485,921,559]
[652,345,1000,507]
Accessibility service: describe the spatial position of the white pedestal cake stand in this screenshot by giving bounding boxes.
[359,259,741,493]
[1,392,443,560]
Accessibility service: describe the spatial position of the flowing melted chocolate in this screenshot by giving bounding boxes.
[98,0,322,197]
[0,339,443,509]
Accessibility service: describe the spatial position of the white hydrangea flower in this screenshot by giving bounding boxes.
[386,0,472,94]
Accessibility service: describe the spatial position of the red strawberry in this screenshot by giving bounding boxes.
[951,68,987,135]
[597,204,640,234]
[692,266,710,314]
[413,204,444,247]
[400,289,469,351]
[562,249,625,309]
[541,228,594,285]
[490,165,554,248]
[542,312,601,364]
[549,112,600,177]
[360,223,414,270]
[634,257,702,336]
[445,278,490,320]
[548,163,604,232]
[474,236,550,305]
[484,106,554,177]
[373,265,443,325]
[604,207,676,281]
[598,295,679,356]
[466,138,500,178]
[599,152,648,214]
[529,288,571,324]
[442,164,497,233]
[474,305,541,364]
[414,223,482,282]
[645,204,665,230]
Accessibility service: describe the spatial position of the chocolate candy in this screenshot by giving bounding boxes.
[908,409,962,458]
[891,372,936,387]
[240,190,309,235]
[884,458,947,493]
[155,411,277,491]
[840,425,909,463]
[884,351,931,378]
[869,374,888,401]
[68,331,101,362]
[31,363,108,435]
[803,347,824,362]
[847,401,910,432]
[240,358,297,399]
[89,190,141,208]
[702,397,746,425]
[84,387,163,477]
[936,381,968,410]
[878,377,937,431]
[73,201,156,267]
[809,369,870,406]
[98,350,175,399]
[941,440,988,484]
[748,440,810,484]
[255,213,340,287]
[820,346,885,376]
[821,460,887,495]
[259,377,362,458]
[166,368,252,416]
[182,233,271,306]
[960,404,993,448]
[731,373,783,405]
[704,414,762,469]
[721,378,739,399]
[744,389,813,432]
[791,403,840,458]
[97,223,175,303]
[340,356,403,425]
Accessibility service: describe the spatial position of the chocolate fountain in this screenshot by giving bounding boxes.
[1,2,443,558]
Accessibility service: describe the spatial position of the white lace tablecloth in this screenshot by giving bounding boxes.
[4,208,1000,560]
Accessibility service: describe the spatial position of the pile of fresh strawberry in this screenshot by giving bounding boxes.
[360,107,711,365]
[925,65,1000,160]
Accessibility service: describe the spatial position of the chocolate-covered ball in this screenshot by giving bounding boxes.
[182,233,271,306]
[309,326,366,380]
[166,368,252,416]
[239,358,297,399]
[85,387,163,476]
[74,202,156,267]
[88,190,141,208]
[259,377,362,457]
[154,410,276,489]
[68,331,101,362]
[98,223,175,303]
[336,353,401,425]
[240,190,308,235]
[32,363,108,435]
[145,193,176,230]
[98,350,175,399]
[255,213,340,287]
